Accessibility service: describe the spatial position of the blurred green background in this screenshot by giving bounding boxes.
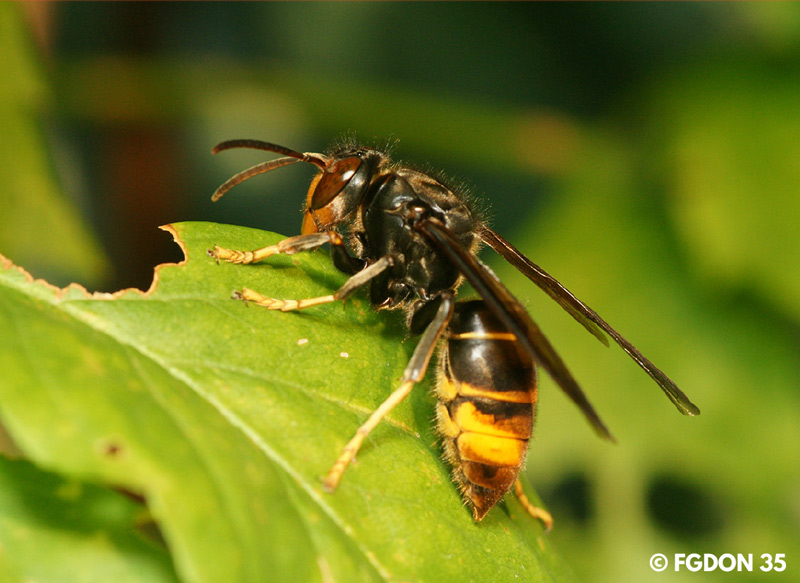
[2,2,799,582]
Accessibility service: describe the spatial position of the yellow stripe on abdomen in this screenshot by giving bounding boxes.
[456,431,528,467]
[450,398,532,439]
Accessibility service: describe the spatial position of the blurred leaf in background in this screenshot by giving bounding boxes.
[0,3,107,288]
[0,457,176,583]
[501,127,800,582]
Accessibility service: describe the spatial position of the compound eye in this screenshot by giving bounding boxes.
[310,157,362,210]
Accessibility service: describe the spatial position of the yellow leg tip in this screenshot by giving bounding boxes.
[322,469,344,493]
[209,245,276,265]
[514,479,554,532]
[209,246,245,264]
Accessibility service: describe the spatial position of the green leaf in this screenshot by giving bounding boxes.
[0,221,570,583]
[0,457,177,583]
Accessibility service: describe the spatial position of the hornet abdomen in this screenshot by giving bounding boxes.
[436,300,537,520]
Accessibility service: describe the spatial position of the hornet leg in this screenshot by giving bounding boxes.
[237,255,393,311]
[209,231,344,265]
[514,479,553,531]
[322,293,455,491]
